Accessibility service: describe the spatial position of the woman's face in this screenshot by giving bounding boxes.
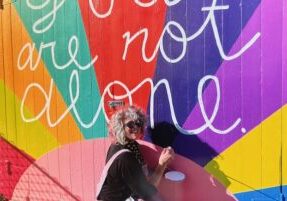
[123,118,144,141]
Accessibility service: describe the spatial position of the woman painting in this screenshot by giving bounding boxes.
[97,106,174,201]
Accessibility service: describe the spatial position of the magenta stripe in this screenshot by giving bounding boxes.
[183,0,285,153]
[283,0,287,104]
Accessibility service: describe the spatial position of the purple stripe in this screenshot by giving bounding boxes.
[283,0,287,104]
[183,0,285,153]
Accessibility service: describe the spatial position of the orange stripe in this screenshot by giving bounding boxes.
[0,4,83,144]
[0,10,3,81]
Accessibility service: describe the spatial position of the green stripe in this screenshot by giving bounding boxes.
[14,0,106,139]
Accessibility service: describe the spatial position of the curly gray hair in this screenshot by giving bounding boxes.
[109,106,147,145]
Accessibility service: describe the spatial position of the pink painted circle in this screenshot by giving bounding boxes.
[12,139,237,201]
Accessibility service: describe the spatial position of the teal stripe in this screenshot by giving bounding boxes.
[14,1,106,139]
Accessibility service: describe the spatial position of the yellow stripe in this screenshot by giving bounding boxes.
[283,104,287,187]
[0,80,7,136]
[205,104,287,194]
[0,4,83,144]
[0,80,59,159]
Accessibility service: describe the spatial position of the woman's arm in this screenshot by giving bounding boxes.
[148,147,174,187]
[148,163,167,187]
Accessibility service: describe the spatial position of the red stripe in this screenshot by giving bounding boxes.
[78,0,167,114]
[0,137,34,199]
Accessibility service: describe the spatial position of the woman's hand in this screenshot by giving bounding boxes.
[158,147,175,167]
[149,147,175,187]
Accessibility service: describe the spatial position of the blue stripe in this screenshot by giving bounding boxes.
[235,186,287,201]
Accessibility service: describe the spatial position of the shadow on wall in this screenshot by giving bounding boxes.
[148,121,178,148]
[147,121,231,186]
[148,121,219,166]
[139,140,236,201]
[207,160,231,188]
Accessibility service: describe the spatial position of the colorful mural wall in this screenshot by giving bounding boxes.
[0,0,286,200]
